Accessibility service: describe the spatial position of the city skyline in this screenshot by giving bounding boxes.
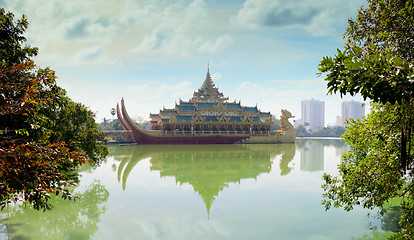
[341,101,365,125]
[296,99,365,129]
[2,0,369,123]
[300,99,325,130]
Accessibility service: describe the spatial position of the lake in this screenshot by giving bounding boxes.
[0,139,394,239]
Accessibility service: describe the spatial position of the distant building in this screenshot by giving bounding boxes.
[301,99,325,131]
[335,116,342,126]
[327,116,342,127]
[341,101,365,125]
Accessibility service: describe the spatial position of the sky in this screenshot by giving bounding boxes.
[2,0,369,125]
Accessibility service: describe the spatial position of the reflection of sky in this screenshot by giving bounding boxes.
[299,140,324,172]
[1,140,392,239]
[78,140,390,239]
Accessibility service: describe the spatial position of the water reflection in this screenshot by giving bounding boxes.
[111,144,295,214]
[298,140,324,172]
[0,140,397,239]
[0,180,109,239]
[296,138,349,172]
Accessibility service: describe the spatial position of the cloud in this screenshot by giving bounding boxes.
[64,19,90,40]
[230,0,365,36]
[2,0,232,66]
[231,0,320,28]
[136,28,169,52]
[211,72,222,80]
[74,46,103,61]
[262,8,320,27]
[198,35,233,52]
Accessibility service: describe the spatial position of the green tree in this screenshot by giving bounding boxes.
[110,107,116,130]
[295,125,346,137]
[270,115,281,131]
[295,124,308,137]
[318,0,414,238]
[0,9,107,211]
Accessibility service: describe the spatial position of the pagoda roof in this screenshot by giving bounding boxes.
[242,107,259,113]
[259,111,271,115]
[150,113,159,117]
[177,105,196,112]
[224,103,242,109]
[176,116,193,122]
[196,102,215,109]
[160,109,177,114]
[153,67,273,120]
[190,65,228,103]
[179,100,195,105]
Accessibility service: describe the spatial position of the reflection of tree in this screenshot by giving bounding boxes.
[1,180,109,239]
[380,206,402,233]
[359,200,403,239]
[296,138,346,149]
[111,144,295,216]
[353,230,394,240]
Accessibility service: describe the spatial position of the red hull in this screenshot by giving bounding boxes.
[118,99,248,144]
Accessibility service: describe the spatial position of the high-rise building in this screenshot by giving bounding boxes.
[301,99,325,131]
[341,101,365,125]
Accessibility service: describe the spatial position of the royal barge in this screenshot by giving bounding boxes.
[117,67,295,144]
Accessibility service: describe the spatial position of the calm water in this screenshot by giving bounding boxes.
[1,139,394,240]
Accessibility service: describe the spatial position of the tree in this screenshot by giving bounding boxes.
[110,108,116,130]
[0,9,107,211]
[270,115,281,132]
[294,125,346,137]
[318,0,413,238]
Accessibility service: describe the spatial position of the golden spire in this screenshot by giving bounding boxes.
[190,65,229,103]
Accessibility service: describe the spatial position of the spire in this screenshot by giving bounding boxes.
[204,63,213,87]
[190,65,229,103]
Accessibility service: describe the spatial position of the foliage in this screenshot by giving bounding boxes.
[0,9,107,211]
[270,115,282,132]
[318,0,414,105]
[98,118,124,131]
[33,74,107,166]
[322,103,414,236]
[295,125,346,137]
[98,118,150,131]
[0,9,38,68]
[318,0,414,237]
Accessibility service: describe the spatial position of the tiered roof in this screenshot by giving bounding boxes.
[149,66,272,125]
[190,65,229,103]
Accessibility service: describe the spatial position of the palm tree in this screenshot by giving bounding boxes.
[110,108,116,130]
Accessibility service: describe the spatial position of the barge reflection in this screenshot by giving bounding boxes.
[110,144,296,214]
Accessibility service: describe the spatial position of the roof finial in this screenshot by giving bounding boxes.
[207,63,210,74]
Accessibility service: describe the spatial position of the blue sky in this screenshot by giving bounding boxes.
[3,0,368,124]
